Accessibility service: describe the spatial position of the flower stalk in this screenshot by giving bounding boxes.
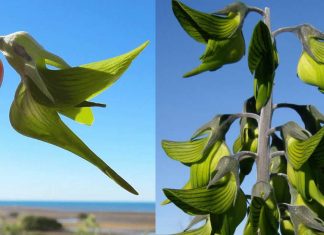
[256,7,273,184]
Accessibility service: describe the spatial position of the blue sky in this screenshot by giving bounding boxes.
[0,0,155,202]
[156,0,324,233]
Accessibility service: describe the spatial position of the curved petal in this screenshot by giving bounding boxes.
[210,189,247,235]
[175,219,212,235]
[36,41,149,107]
[281,122,324,169]
[309,37,324,63]
[287,162,324,205]
[183,32,245,78]
[287,205,324,233]
[297,51,324,92]
[248,21,278,111]
[244,183,280,235]
[172,0,244,43]
[161,137,208,164]
[163,174,237,215]
[190,141,230,188]
[10,83,138,195]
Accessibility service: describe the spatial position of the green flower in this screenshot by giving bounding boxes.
[294,25,324,92]
[172,0,249,78]
[0,31,148,194]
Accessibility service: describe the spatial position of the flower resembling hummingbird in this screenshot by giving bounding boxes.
[0,31,149,195]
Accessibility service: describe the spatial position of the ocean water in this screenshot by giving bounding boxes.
[0,201,154,213]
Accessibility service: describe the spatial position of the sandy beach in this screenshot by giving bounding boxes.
[0,206,155,235]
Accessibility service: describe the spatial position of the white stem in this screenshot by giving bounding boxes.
[271,151,285,158]
[256,7,272,184]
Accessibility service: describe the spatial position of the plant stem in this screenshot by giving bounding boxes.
[256,7,272,184]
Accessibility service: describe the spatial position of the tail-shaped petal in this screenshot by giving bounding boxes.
[10,83,138,195]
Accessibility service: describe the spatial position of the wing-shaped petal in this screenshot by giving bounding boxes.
[10,83,138,195]
[297,51,324,92]
[248,21,278,111]
[172,0,243,43]
[163,173,237,215]
[183,32,245,78]
[35,41,149,107]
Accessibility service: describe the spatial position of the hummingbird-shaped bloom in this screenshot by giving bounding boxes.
[0,31,148,195]
[172,0,250,78]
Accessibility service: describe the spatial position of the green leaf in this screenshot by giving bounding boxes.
[172,0,246,43]
[281,122,324,170]
[248,21,278,111]
[163,174,237,215]
[10,83,138,195]
[183,32,245,78]
[161,137,208,164]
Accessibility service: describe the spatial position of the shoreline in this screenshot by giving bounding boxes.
[0,206,155,235]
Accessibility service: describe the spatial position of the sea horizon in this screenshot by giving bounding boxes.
[0,200,154,213]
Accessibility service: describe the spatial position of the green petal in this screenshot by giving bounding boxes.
[172,0,243,43]
[161,180,191,206]
[161,137,208,164]
[58,106,94,126]
[244,183,280,235]
[248,21,278,111]
[270,174,291,204]
[297,51,324,91]
[10,83,138,195]
[34,41,149,107]
[278,104,324,134]
[281,122,324,169]
[190,142,230,188]
[248,21,276,73]
[210,189,247,235]
[183,32,245,78]
[192,114,236,157]
[280,219,295,235]
[309,36,324,63]
[163,174,237,215]
[208,156,240,195]
[175,219,212,235]
[234,97,258,181]
[286,205,324,233]
[287,162,324,205]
